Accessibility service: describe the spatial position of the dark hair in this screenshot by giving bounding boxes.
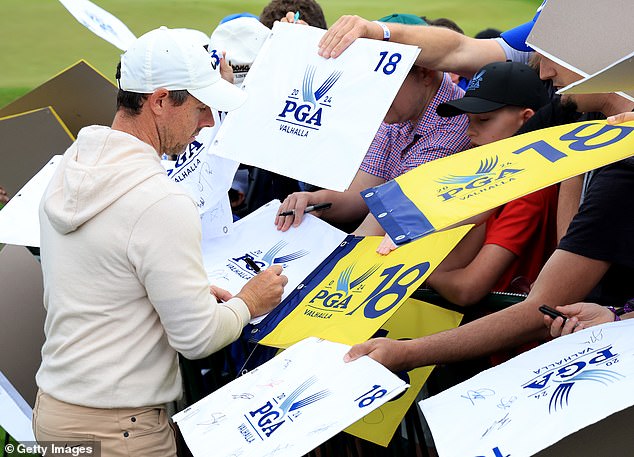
[115,63,189,115]
[422,17,464,34]
[260,0,327,29]
[475,28,502,39]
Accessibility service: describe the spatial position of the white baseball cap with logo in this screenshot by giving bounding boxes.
[119,26,247,112]
[208,17,271,88]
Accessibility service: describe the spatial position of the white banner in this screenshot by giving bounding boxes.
[211,22,420,191]
[58,0,136,51]
[163,114,239,240]
[420,319,634,457]
[2,116,237,248]
[202,200,346,321]
[0,156,61,247]
[173,337,408,457]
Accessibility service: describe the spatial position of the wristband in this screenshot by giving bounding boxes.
[607,299,634,321]
[373,21,391,41]
[607,306,621,321]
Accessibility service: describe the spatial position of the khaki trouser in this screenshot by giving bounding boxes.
[32,390,177,457]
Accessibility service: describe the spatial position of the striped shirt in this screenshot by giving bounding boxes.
[360,73,470,181]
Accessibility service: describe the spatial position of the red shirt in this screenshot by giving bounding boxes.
[484,185,559,292]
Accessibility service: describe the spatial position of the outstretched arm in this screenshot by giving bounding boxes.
[556,176,583,242]
[345,249,610,371]
[276,170,383,231]
[426,242,516,307]
[318,16,507,77]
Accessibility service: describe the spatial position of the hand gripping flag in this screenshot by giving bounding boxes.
[344,298,463,447]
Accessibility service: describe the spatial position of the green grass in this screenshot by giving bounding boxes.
[0,88,30,109]
[0,0,541,107]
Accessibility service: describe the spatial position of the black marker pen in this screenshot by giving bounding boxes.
[245,257,261,273]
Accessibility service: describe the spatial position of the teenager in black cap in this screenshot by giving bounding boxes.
[417,61,557,309]
[437,60,549,148]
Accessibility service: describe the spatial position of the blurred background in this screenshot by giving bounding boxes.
[0,0,542,107]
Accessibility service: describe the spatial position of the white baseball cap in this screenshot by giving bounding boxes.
[208,17,271,88]
[119,26,247,111]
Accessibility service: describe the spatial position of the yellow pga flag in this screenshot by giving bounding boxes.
[345,298,463,447]
[258,225,470,348]
[363,120,634,244]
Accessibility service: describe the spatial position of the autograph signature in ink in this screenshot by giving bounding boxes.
[481,412,511,438]
[310,422,337,435]
[197,162,214,192]
[232,393,254,400]
[461,388,496,406]
[258,379,284,389]
[197,412,227,433]
[497,396,517,411]
[208,269,230,282]
[581,329,603,345]
[262,442,292,457]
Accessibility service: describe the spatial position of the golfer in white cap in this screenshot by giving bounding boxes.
[34,27,287,456]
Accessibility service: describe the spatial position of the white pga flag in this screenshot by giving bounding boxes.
[211,22,421,191]
[202,200,346,312]
[420,319,634,457]
[162,112,239,240]
[0,157,61,247]
[58,0,136,50]
[173,337,409,457]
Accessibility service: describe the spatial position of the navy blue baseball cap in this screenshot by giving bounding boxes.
[500,0,547,52]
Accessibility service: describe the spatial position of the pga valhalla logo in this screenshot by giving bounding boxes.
[304,262,382,319]
[240,376,331,442]
[229,241,309,280]
[522,344,623,413]
[276,65,343,138]
[435,156,524,202]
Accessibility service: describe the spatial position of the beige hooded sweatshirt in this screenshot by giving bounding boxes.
[37,125,250,408]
